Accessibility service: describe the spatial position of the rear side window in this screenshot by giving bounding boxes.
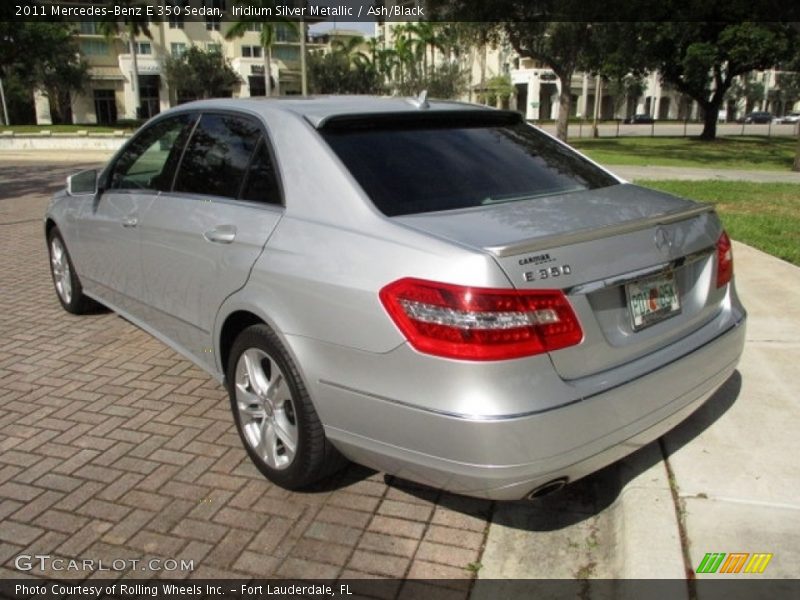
[240,138,281,205]
[175,113,261,199]
[321,120,617,216]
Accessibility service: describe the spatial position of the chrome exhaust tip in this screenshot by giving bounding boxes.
[526,478,568,500]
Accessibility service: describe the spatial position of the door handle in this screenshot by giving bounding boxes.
[122,215,138,228]
[204,225,236,244]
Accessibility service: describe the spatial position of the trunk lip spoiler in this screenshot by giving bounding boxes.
[486,204,714,258]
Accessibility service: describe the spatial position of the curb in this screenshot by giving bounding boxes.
[473,441,687,588]
[611,443,687,582]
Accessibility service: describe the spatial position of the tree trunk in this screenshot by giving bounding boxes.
[556,72,573,141]
[700,101,719,140]
[264,48,272,96]
[793,126,800,171]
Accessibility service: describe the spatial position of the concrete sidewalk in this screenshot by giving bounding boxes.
[614,164,800,183]
[666,244,800,580]
[476,243,799,587]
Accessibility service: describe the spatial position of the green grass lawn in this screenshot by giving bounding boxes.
[573,136,797,171]
[639,180,800,266]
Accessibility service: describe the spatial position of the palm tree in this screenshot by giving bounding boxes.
[331,34,365,58]
[405,22,444,78]
[392,31,416,87]
[225,0,298,97]
[97,0,151,118]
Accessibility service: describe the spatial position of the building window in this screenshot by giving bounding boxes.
[204,0,224,30]
[168,0,186,27]
[93,89,117,125]
[136,42,152,55]
[79,21,99,35]
[207,43,222,54]
[242,45,262,58]
[80,40,109,56]
[275,24,298,43]
[171,43,187,58]
[273,46,300,62]
[247,23,260,33]
[249,75,266,97]
[138,75,161,120]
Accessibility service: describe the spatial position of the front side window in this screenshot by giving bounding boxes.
[108,114,195,191]
[321,116,617,216]
[174,113,261,199]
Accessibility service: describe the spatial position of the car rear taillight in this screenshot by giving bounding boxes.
[379,278,583,361]
[716,230,733,288]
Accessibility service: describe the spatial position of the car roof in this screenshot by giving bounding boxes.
[170,95,490,128]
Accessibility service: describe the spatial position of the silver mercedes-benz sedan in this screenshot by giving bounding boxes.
[45,97,746,500]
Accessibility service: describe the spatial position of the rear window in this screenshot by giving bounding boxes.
[321,117,617,216]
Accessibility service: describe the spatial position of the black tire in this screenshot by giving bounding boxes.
[226,324,346,489]
[47,227,95,315]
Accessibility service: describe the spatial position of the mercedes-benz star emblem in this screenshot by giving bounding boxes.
[654,226,673,254]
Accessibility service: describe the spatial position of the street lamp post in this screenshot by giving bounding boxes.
[0,77,10,126]
[592,75,602,138]
[300,20,307,96]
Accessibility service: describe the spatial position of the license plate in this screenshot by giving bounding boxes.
[626,271,681,331]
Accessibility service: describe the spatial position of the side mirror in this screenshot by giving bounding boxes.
[67,169,99,196]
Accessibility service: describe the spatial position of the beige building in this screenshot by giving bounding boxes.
[37,15,327,125]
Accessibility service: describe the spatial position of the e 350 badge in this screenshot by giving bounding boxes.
[519,253,572,282]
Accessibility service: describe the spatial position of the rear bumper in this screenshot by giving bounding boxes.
[325,316,744,500]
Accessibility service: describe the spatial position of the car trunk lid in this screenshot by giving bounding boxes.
[394,184,724,379]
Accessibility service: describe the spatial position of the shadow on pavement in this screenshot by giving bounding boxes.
[0,162,101,201]
[388,371,741,532]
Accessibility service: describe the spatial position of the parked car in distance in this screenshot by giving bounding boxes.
[740,111,773,124]
[779,112,800,124]
[624,113,655,124]
[46,97,746,501]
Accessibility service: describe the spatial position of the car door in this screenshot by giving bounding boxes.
[75,113,197,315]
[136,111,284,370]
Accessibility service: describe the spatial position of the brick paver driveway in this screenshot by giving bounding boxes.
[0,159,491,586]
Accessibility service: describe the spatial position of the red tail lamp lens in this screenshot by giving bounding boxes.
[716,230,733,288]
[379,278,583,361]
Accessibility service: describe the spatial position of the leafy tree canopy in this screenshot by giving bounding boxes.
[164,47,241,102]
[0,22,89,123]
[635,19,797,138]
